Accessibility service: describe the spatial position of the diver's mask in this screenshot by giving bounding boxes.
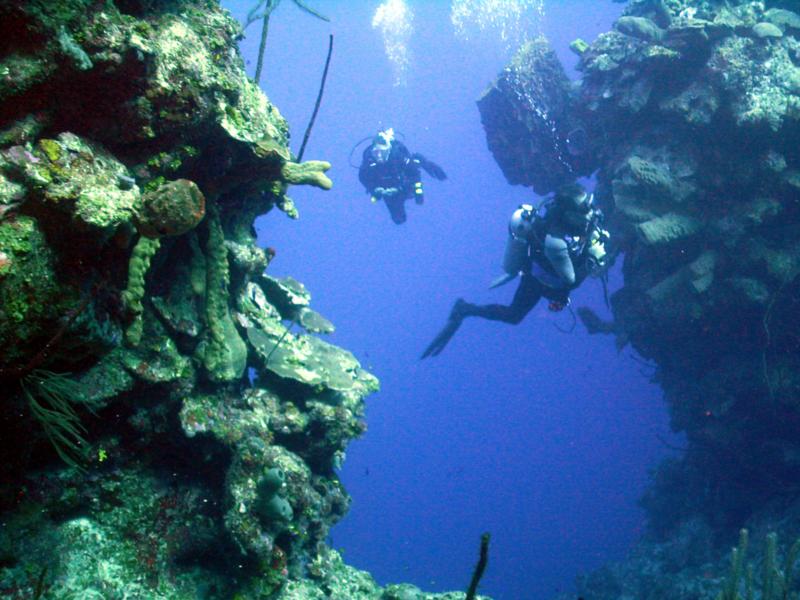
[371,143,391,163]
[371,128,395,163]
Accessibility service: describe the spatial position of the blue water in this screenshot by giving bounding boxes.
[224,2,674,598]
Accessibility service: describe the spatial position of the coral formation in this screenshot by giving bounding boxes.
[481,0,800,598]
[0,1,486,598]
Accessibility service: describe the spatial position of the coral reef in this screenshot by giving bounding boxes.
[481,0,800,598]
[0,2,487,598]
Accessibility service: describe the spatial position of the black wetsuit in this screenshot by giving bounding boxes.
[421,209,602,358]
[458,247,590,324]
[458,274,562,324]
[358,141,422,224]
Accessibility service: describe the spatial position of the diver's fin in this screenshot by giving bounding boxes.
[489,272,517,289]
[421,314,463,359]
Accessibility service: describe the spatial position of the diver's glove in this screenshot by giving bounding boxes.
[371,187,400,203]
[421,299,468,359]
[375,186,400,198]
[540,285,571,312]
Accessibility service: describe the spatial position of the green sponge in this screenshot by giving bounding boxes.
[257,467,286,497]
[121,236,161,346]
[258,495,293,524]
[255,467,293,526]
[201,207,247,382]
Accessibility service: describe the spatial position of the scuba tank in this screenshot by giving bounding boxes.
[490,235,528,289]
[503,235,530,276]
[490,204,537,289]
[504,203,537,277]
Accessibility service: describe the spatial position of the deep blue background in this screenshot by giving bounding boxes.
[223,2,674,598]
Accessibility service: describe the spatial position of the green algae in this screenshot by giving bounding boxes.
[0,215,74,370]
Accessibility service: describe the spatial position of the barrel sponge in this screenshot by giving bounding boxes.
[135,178,206,238]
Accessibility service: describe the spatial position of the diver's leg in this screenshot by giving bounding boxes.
[421,277,542,359]
[460,275,542,324]
[422,275,542,358]
[385,195,407,224]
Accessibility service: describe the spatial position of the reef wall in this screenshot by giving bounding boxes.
[478,0,800,597]
[0,2,486,598]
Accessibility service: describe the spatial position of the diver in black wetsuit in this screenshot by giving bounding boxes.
[358,128,447,224]
[421,183,609,358]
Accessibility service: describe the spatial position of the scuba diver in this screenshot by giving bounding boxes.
[421,183,609,358]
[358,128,447,224]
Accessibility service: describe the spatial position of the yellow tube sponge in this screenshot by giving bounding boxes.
[280,160,333,190]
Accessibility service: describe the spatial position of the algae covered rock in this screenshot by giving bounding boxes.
[248,326,378,398]
[2,133,140,236]
[0,214,76,370]
[708,34,800,131]
[659,80,720,124]
[616,16,666,43]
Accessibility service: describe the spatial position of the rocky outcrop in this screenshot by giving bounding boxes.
[477,37,597,194]
[479,1,800,598]
[0,2,485,599]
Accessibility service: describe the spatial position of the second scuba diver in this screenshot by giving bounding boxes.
[421,183,610,358]
[359,128,447,224]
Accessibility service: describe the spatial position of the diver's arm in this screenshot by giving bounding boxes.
[358,160,378,192]
[544,234,576,287]
[412,153,447,180]
[393,141,411,161]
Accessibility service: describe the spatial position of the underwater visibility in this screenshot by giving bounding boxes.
[2,0,800,598]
